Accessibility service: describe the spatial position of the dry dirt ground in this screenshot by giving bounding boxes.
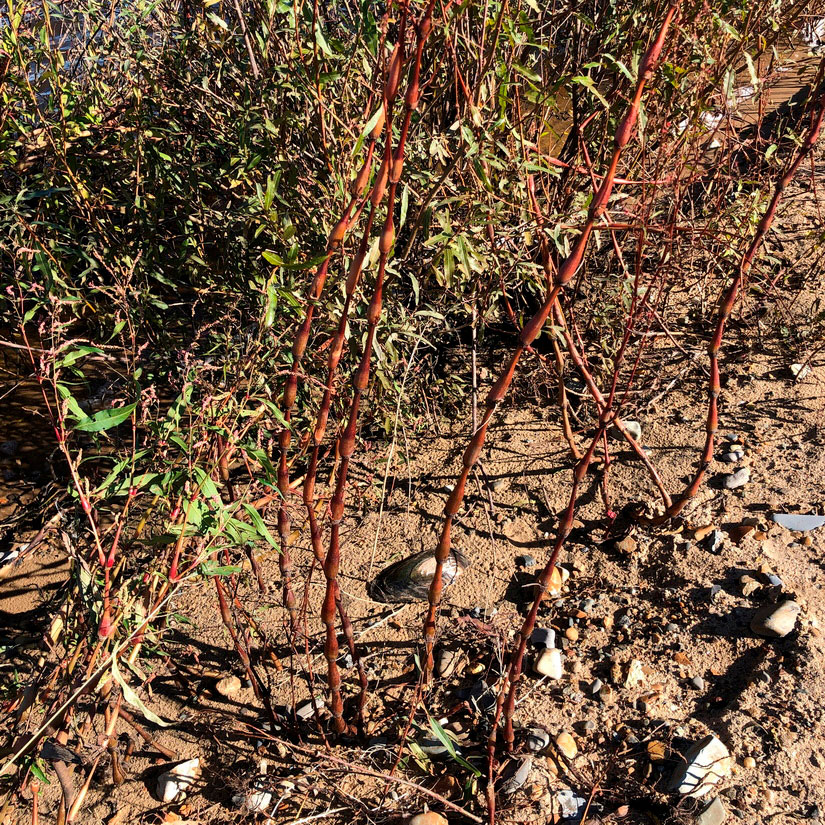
[2,65,825,825]
[3,331,825,825]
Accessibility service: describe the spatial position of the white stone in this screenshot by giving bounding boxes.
[556,789,586,819]
[157,758,201,803]
[624,659,645,688]
[534,648,563,680]
[790,362,811,380]
[670,736,732,798]
[246,789,272,812]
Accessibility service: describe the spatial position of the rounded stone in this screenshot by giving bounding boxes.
[555,732,578,760]
[408,813,448,825]
[216,675,242,698]
[750,600,800,638]
[535,648,563,680]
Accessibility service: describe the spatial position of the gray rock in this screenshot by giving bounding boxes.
[0,440,18,457]
[771,513,825,532]
[525,728,550,752]
[590,678,604,695]
[696,797,727,825]
[705,530,725,553]
[295,700,316,721]
[750,600,800,638]
[419,737,449,758]
[723,467,750,489]
[500,756,532,794]
[691,676,706,691]
[531,627,556,648]
[517,554,537,567]
[720,452,739,464]
[580,598,596,613]
[436,647,464,679]
[623,420,643,441]
[670,735,732,797]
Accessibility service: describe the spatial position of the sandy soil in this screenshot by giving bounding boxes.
[2,51,825,825]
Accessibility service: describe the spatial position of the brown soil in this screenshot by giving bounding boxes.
[2,46,825,825]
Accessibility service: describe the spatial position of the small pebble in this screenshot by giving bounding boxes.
[156,758,201,803]
[0,440,18,457]
[555,732,578,760]
[705,530,725,553]
[517,554,537,567]
[468,680,497,713]
[723,467,750,490]
[743,757,756,769]
[624,659,645,688]
[771,513,825,532]
[556,789,587,819]
[216,675,242,698]
[615,535,637,554]
[670,735,732,797]
[531,627,556,648]
[621,420,643,441]
[565,627,579,642]
[590,678,603,695]
[696,796,728,825]
[525,728,550,752]
[408,813,448,825]
[500,756,532,794]
[691,676,706,691]
[435,648,464,679]
[419,737,449,757]
[750,600,800,638]
[534,648,563,680]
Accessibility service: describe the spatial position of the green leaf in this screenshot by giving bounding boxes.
[199,560,242,577]
[111,655,169,727]
[58,345,104,368]
[355,105,384,155]
[315,23,333,56]
[207,12,228,30]
[30,760,51,785]
[74,403,137,432]
[428,716,482,776]
[242,503,280,551]
[571,75,608,109]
